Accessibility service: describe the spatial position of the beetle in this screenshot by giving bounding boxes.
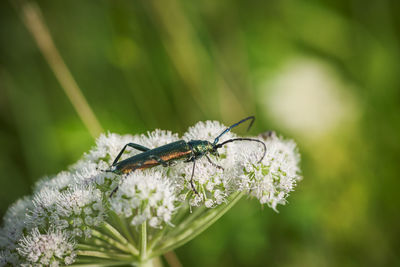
[107,116,266,197]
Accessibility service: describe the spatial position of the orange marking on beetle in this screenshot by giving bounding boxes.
[160,150,192,161]
[119,151,192,174]
[120,159,158,173]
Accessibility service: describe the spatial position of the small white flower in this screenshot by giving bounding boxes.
[0,197,34,266]
[81,130,178,167]
[109,171,176,228]
[183,120,235,143]
[56,185,106,237]
[27,188,60,230]
[236,132,302,210]
[204,199,214,208]
[33,171,73,193]
[138,129,179,149]
[26,184,106,238]
[179,120,238,206]
[71,162,113,187]
[0,197,32,249]
[83,132,137,165]
[17,227,76,266]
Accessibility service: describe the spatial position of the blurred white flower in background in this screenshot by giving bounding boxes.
[261,58,359,139]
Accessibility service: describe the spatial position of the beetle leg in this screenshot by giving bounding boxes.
[109,183,121,197]
[112,143,151,166]
[109,160,144,197]
[149,155,169,167]
[190,160,199,195]
[205,155,224,170]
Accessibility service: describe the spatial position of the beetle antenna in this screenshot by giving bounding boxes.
[213,116,255,145]
[215,138,266,163]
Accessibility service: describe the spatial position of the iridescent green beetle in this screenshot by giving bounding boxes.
[107,116,266,196]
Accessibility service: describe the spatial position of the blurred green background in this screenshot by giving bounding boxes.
[1,0,399,266]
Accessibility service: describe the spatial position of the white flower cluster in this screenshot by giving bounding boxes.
[109,171,176,228]
[178,121,237,207]
[0,120,302,266]
[0,197,33,266]
[0,176,106,265]
[28,185,105,238]
[17,227,75,266]
[236,131,302,210]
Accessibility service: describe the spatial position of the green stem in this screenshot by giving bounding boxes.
[102,221,139,255]
[86,236,122,251]
[108,210,138,247]
[91,229,138,256]
[148,205,206,252]
[150,192,244,258]
[77,243,120,254]
[147,223,169,252]
[148,204,190,251]
[164,205,206,238]
[76,250,134,261]
[137,259,155,267]
[140,221,147,261]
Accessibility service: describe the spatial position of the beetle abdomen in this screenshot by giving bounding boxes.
[114,140,192,174]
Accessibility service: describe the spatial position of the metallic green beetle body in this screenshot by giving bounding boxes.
[108,116,266,197]
[111,140,215,175]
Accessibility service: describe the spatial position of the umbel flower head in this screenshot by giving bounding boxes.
[0,120,302,266]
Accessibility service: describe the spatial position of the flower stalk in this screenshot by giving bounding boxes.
[140,221,147,262]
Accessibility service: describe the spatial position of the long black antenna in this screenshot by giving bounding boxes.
[213,116,255,145]
[215,138,266,163]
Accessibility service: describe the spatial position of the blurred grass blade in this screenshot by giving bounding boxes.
[146,0,247,120]
[13,0,103,138]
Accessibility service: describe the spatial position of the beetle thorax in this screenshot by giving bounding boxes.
[188,140,214,158]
